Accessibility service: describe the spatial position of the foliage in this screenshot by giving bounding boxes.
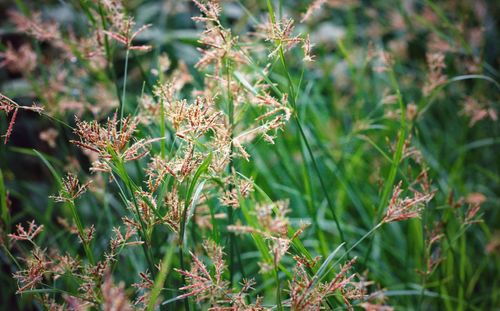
[0,0,499,310]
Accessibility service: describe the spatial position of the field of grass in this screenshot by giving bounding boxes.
[0,0,499,310]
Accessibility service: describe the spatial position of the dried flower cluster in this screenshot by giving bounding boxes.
[423,52,447,96]
[461,97,497,127]
[0,42,37,74]
[50,173,91,203]
[289,257,358,310]
[71,114,149,172]
[383,172,435,223]
[1,93,43,144]
[175,240,264,310]
[8,220,44,243]
[8,11,61,43]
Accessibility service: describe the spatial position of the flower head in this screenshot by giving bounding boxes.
[8,220,44,242]
[382,180,435,223]
[71,114,149,172]
[50,173,91,203]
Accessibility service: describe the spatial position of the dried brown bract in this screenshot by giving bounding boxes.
[418,222,444,276]
[172,97,225,140]
[229,199,296,272]
[145,156,176,192]
[176,240,228,303]
[106,220,142,263]
[220,174,254,208]
[132,271,154,306]
[163,187,184,233]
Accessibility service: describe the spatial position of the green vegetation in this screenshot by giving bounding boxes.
[0,0,498,310]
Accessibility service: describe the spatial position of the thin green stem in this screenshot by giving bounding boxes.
[67,200,95,266]
[120,48,130,127]
[321,222,383,281]
[225,56,236,286]
[178,247,190,311]
[111,158,156,277]
[266,0,347,251]
[363,65,407,266]
[160,97,166,158]
[274,265,283,311]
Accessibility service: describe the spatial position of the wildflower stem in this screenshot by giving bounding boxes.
[458,235,466,311]
[67,200,95,266]
[112,158,156,277]
[0,169,10,233]
[362,65,407,266]
[224,56,236,286]
[96,1,121,108]
[1,244,21,269]
[266,0,347,253]
[147,243,175,311]
[321,222,383,281]
[120,48,130,128]
[178,248,190,311]
[177,154,211,310]
[274,263,283,311]
[377,67,407,220]
[160,97,166,158]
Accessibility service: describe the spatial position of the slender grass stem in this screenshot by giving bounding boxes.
[266,0,347,252]
[96,2,122,107]
[160,97,166,158]
[225,57,236,286]
[178,246,189,311]
[274,265,283,311]
[67,200,95,266]
[362,65,407,266]
[120,48,130,128]
[321,222,383,281]
[112,158,156,277]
